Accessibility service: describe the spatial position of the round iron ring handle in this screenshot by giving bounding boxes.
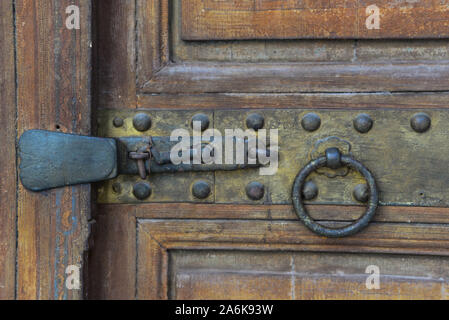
[292,148,379,238]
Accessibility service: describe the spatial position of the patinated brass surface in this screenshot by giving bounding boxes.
[97,108,449,206]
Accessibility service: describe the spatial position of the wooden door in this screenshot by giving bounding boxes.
[3,0,449,300]
[86,0,449,300]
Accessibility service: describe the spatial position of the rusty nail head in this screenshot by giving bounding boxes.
[133,182,152,200]
[246,182,265,201]
[301,113,321,132]
[302,180,318,200]
[191,113,210,132]
[113,117,124,128]
[411,113,431,133]
[353,114,373,133]
[192,181,211,199]
[353,184,369,203]
[246,113,265,131]
[133,113,152,132]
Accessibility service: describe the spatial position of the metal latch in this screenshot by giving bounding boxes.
[18,130,262,192]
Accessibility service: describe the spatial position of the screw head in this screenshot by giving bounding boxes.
[133,182,152,200]
[192,181,211,199]
[133,113,152,132]
[353,184,369,203]
[301,113,321,132]
[246,113,265,131]
[302,180,318,200]
[411,113,431,133]
[113,117,124,128]
[353,114,373,133]
[191,113,210,132]
[246,182,265,201]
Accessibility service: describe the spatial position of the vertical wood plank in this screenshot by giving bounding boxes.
[136,0,169,88]
[87,210,136,300]
[93,0,136,109]
[15,0,91,300]
[0,0,17,300]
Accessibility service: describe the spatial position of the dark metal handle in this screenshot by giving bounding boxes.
[292,148,379,238]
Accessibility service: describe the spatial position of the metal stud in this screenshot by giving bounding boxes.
[246,113,265,131]
[411,113,431,133]
[133,182,152,200]
[353,114,373,133]
[246,182,265,201]
[191,113,210,132]
[112,117,124,128]
[192,181,211,199]
[302,180,318,200]
[133,113,152,132]
[301,113,321,132]
[353,184,369,203]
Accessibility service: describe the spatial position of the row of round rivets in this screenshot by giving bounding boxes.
[111,181,214,201]
[113,180,368,203]
[301,112,432,133]
[113,113,263,132]
[113,113,211,132]
[114,112,432,134]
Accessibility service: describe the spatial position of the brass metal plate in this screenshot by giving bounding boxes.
[97,110,215,204]
[97,108,449,207]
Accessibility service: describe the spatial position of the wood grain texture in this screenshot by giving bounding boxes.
[137,92,449,110]
[0,0,17,300]
[89,203,449,299]
[182,0,449,40]
[141,61,449,93]
[134,1,449,94]
[15,0,91,300]
[93,0,136,109]
[100,203,449,224]
[136,0,169,88]
[90,204,449,299]
[138,219,449,299]
[170,251,449,300]
[86,209,136,300]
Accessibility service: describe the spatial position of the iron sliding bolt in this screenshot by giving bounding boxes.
[18,130,263,191]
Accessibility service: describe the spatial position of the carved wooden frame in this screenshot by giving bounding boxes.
[136,0,449,94]
[136,217,449,299]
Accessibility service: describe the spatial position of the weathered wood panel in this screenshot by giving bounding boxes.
[169,251,449,300]
[0,0,17,300]
[90,204,449,299]
[141,62,449,93]
[137,1,449,94]
[137,219,449,299]
[15,0,91,300]
[137,92,449,110]
[87,209,136,300]
[94,0,136,109]
[182,0,449,40]
[99,203,449,224]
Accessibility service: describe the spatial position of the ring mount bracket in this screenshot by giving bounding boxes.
[292,148,379,238]
[309,136,352,178]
